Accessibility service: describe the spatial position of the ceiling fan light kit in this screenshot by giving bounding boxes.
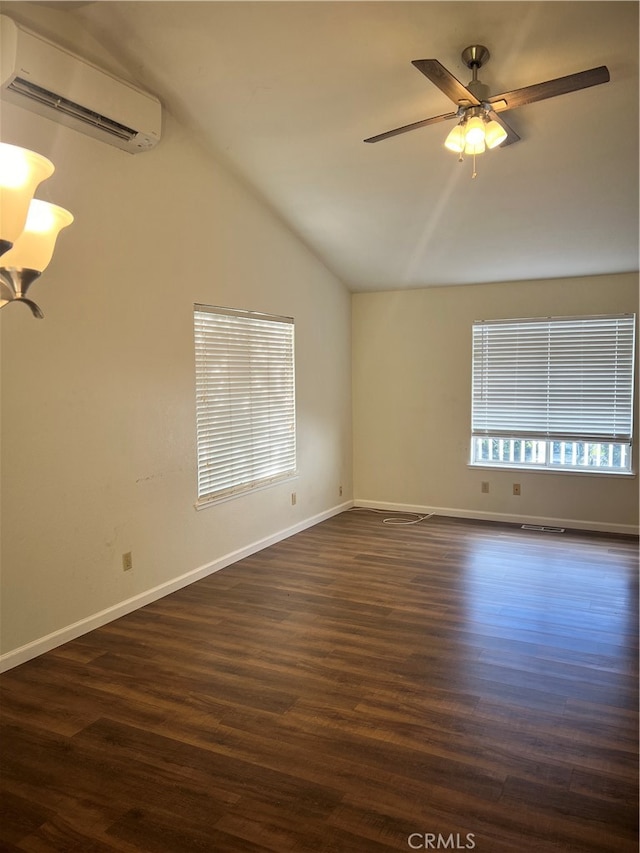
[444,106,508,176]
[365,43,610,179]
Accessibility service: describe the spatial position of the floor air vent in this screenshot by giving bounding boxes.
[521,524,565,533]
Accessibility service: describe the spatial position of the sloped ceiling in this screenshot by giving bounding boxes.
[21,2,640,290]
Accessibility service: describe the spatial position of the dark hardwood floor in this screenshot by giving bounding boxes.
[1,511,638,852]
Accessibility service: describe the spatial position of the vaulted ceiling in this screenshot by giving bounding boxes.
[26,2,640,290]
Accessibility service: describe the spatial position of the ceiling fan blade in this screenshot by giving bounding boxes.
[489,66,610,111]
[364,111,458,143]
[486,109,520,146]
[412,59,481,106]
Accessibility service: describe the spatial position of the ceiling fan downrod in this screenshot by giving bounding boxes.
[461,45,491,102]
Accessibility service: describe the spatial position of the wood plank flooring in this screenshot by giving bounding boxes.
[1,511,638,852]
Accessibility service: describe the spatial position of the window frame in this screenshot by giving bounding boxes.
[469,313,636,476]
[194,304,297,508]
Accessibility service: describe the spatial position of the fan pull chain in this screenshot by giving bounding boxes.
[472,151,478,179]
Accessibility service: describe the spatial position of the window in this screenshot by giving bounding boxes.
[194,304,296,505]
[470,314,636,474]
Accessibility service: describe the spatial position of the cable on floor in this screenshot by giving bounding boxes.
[349,507,435,526]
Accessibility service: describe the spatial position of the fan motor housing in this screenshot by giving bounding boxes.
[466,79,490,101]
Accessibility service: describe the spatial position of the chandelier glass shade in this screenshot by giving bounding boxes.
[0,144,54,245]
[1,199,74,272]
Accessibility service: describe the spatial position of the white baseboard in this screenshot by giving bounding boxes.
[354,499,639,536]
[0,501,353,673]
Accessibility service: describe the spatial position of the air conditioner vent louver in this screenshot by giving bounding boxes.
[8,77,137,141]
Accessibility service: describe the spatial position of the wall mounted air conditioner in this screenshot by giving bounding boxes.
[0,15,161,154]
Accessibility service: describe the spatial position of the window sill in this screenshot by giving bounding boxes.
[468,463,636,479]
[194,473,299,510]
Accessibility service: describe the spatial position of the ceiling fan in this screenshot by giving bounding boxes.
[364,45,610,162]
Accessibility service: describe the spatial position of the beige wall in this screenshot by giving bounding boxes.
[0,9,352,662]
[353,273,639,533]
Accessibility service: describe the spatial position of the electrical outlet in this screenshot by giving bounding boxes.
[481,481,489,494]
[122,551,133,571]
[513,483,521,496]
[291,492,297,506]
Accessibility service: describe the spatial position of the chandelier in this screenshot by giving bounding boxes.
[0,143,73,318]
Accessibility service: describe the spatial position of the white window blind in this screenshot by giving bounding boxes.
[472,314,636,443]
[194,304,296,505]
